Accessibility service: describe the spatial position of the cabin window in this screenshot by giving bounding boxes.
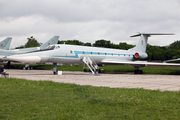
[98,52,100,55]
[105,53,106,55]
[83,51,85,54]
[70,50,73,54]
[124,54,125,56]
[91,52,92,54]
[112,53,113,56]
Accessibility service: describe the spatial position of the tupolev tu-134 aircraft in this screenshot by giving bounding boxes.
[3,33,180,75]
[0,36,59,59]
[0,36,59,69]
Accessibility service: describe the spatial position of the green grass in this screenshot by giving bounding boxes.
[4,63,180,75]
[1,78,180,119]
[97,65,180,75]
[142,66,180,75]
[9,64,84,71]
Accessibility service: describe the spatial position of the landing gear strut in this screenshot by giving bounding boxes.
[134,67,143,74]
[6,61,11,69]
[53,63,58,75]
[23,63,33,70]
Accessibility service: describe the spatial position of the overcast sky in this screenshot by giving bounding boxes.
[0,0,180,48]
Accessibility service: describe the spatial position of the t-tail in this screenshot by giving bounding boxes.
[39,36,59,49]
[130,33,174,53]
[0,37,12,50]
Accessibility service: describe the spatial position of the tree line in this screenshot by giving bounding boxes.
[16,37,180,61]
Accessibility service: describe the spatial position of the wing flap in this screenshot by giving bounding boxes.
[101,59,180,67]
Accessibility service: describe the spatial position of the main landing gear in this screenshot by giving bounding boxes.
[23,63,33,70]
[134,67,143,74]
[53,63,58,75]
[5,61,15,69]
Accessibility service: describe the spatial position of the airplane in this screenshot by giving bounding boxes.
[0,36,59,58]
[0,36,59,68]
[3,33,180,75]
[0,37,12,50]
[10,36,59,53]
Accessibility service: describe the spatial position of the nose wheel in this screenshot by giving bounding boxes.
[53,63,58,75]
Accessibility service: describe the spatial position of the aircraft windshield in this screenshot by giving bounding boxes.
[46,45,55,50]
[46,45,60,50]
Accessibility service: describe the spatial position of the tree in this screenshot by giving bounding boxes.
[15,45,25,49]
[58,40,92,46]
[93,39,111,48]
[146,45,166,60]
[168,40,180,49]
[58,40,84,45]
[84,42,91,46]
[25,36,40,48]
[164,49,178,60]
[118,42,134,50]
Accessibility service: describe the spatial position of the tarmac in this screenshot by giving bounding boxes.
[6,69,180,92]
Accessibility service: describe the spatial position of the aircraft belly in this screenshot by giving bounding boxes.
[49,57,82,64]
[90,56,133,64]
[5,56,41,63]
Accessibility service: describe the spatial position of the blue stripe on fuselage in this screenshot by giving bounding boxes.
[51,51,133,58]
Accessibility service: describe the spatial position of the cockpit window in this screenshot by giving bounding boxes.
[56,46,60,49]
[46,45,60,50]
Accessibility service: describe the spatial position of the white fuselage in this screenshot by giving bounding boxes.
[4,44,139,64]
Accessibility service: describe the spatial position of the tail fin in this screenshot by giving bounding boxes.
[130,33,174,52]
[40,36,59,49]
[0,37,12,50]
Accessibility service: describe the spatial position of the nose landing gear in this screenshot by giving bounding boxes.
[53,63,58,75]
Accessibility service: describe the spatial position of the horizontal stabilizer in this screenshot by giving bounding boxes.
[130,33,174,37]
[129,32,175,52]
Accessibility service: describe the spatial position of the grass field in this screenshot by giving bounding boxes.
[1,78,180,119]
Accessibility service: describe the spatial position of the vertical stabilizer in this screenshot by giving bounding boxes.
[130,33,174,52]
[0,37,12,50]
[40,36,59,49]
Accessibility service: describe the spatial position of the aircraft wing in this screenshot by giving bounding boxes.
[164,58,180,63]
[101,59,180,67]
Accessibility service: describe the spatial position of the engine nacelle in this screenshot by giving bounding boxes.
[134,52,148,59]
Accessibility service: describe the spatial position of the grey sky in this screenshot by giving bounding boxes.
[0,0,180,48]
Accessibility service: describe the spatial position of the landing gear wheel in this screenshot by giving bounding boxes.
[97,69,101,73]
[134,70,143,74]
[30,66,33,70]
[53,71,57,75]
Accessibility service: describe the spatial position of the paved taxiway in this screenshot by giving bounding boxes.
[6,69,180,91]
